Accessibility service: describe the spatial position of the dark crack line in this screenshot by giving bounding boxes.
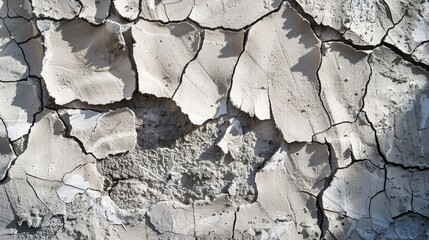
[172,29,205,99]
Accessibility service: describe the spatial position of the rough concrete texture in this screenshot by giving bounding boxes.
[0,0,428,239]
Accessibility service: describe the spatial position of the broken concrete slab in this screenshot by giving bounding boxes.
[140,0,194,22]
[231,3,330,142]
[132,20,202,98]
[0,78,41,141]
[41,19,136,105]
[173,30,244,125]
[364,46,429,168]
[59,107,137,159]
[319,42,371,124]
[189,0,283,29]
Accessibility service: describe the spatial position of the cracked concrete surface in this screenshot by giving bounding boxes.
[0,0,428,239]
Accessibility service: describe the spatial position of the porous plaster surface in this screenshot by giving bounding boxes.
[0,0,428,239]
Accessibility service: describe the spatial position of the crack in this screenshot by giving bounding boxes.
[226,29,249,110]
[316,43,333,126]
[316,143,337,239]
[52,108,98,160]
[171,28,205,98]
[231,206,238,239]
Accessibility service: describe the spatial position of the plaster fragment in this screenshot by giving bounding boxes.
[189,0,283,29]
[59,107,137,159]
[173,30,244,125]
[41,19,136,105]
[0,78,41,141]
[323,161,384,221]
[0,120,16,180]
[319,42,371,124]
[113,0,139,21]
[385,0,429,54]
[132,20,202,98]
[79,0,110,24]
[230,3,330,142]
[255,142,330,239]
[0,19,29,81]
[313,112,384,169]
[412,42,429,66]
[364,46,429,167]
[31,0,81,20]
[194,195,237,238]
[296,0,393,45]
[140,0,194,22]
[148,201,194,235]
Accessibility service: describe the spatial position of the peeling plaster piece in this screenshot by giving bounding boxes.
[0,78,41,141]
[132,20,202,98]
[364,46,429,167]
[41,20,136,105]
[148,201,194,235]
[0,19,29,81]
[216,118,243,158]
[59,107,137,159]
[255,142,330,239]
[79,0,110,24]
[114,0,140,20]
[323,161,384,222]
[296,0,393,45]
[319,42,371,124]
[3,18,38,43]
[173,30,244,124]
[231,3,330,142]
[412,42,429,66]
[189,0,283,29]
[140,0,194,22]
[0,120,16,180]
[31,0,81,20]
[314,112,384,169]
[385,0,429,54]
[20,37,44,77]
[8,110,96,181]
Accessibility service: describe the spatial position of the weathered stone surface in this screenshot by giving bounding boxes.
[41,19,136,105]
[319,42,371,124]
[231,3,330,142]
[173,30,244,124]
[132,20,202,98]
[0,78,41,141]
[59,107,137,159]
[364,46,429,168]
[189,0,283,29]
